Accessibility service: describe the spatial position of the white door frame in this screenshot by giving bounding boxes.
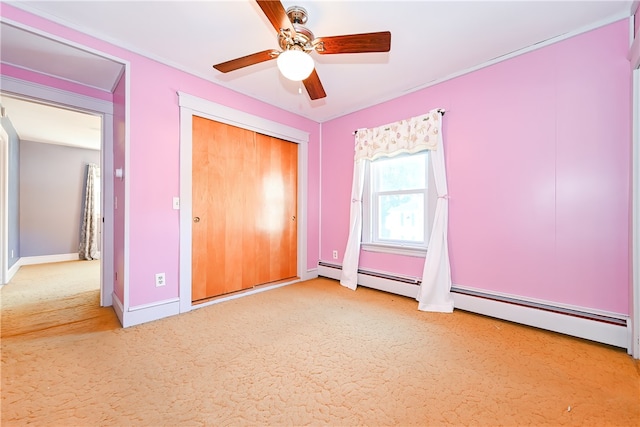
[0,123,8,285]
[0,76,115,304]
[177,92,312,313]
[631,67,639,358]
[629,7,640,358]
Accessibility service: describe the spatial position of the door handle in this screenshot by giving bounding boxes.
[292,215,296,221]
[193,217,200,223]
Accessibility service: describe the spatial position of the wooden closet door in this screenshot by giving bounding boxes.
[254,133,298,285]
[192,117,257,301]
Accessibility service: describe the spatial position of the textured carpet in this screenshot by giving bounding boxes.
[1,261,639,426]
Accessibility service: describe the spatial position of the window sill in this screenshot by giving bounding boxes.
[361,243,427,258]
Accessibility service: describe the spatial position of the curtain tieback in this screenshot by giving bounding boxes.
[352,198,361,203]
[438,194,449,199]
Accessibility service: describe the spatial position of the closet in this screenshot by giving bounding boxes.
[191,116,298,302]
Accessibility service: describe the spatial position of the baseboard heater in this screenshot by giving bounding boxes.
[317,261,629,350]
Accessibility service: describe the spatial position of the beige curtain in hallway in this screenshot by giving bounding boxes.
[79,163,99,260]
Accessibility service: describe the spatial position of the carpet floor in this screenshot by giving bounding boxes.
[1,261,639,426]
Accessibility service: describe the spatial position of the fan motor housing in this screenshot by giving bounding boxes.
[279,6,315,51]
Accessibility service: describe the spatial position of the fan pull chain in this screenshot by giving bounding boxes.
[298,82,302,94]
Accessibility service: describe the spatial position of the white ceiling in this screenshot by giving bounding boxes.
[0,0,635,147]
[0,95,102,150]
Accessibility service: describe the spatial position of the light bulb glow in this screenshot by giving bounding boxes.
[277,49,314,81]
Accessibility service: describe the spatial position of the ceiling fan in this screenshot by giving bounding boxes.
[212,0,391,100]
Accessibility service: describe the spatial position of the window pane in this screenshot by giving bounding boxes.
[373,152,426,192]
[377,193,424,243]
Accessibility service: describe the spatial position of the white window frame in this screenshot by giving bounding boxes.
[362,151,437,257]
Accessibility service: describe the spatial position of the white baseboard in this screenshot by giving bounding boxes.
[123,298,180,328]
[19,253,80,266]
[3,253,81,285]
[6,260,20,283]
[317,262,629,350]
[452,291,627,348]
[112,293,124,326]
[113,293,181,328]
[301,268,319,281]
[101,289,113,308]
[318,263,419,298]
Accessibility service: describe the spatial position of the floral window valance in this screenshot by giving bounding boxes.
[354,109,443,161]
[342,107,453,313]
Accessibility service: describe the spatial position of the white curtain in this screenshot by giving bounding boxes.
[79,163,100,260]
[340,158,366,290]
[340,109,453,312]
[417,121,454,312]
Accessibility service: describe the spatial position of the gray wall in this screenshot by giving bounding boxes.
[1,114,20,268]
[20,140,99,257]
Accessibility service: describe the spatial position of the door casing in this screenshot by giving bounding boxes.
[0,76,116,305]
[178,92,310,313]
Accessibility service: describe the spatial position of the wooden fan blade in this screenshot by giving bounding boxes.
[315,31,391,54]
[213,49,278,73]
[255,0,295,35]
[303,69,326,100]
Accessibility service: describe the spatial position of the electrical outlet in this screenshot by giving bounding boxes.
[173,197,180,210]
[155,273,166,287]
[332,250,338,260]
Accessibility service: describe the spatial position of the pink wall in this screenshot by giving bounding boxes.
[0,63,113,102]
[123,58,319,307]
[2,4,630,316]
[1,4,321,308]
[321,20,631,314]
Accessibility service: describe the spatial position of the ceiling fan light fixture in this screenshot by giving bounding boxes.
[277,49,314,81]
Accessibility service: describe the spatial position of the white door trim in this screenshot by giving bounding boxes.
[178,91,310,313]
[0,75,116,305]
[631,67,640,358]
[0,123,8,285]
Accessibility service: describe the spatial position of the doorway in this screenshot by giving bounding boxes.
[0,75,118,310]
[0,94,105,298]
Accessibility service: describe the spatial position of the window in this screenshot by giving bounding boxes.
[362,151,436,256]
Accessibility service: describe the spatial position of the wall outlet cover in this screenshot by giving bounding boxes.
[155,272,166,287]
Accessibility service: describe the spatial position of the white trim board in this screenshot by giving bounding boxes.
[0,124,8,286]
[0,75,113,115]
[112,292,124,326]
[177,92,309,143]
[4,253,84,284]
[112,294,181,328]
[19,253,80,266]
[7,258,19,283]
[317,263,629,350]
[631,67,640,358]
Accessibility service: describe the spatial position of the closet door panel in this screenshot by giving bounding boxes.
[192,117,257,301]
[255,133,298,285]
